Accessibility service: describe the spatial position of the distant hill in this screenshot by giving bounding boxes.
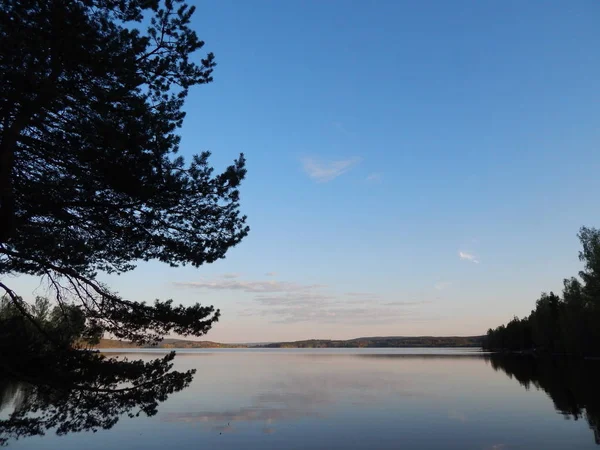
[92,338,245,349]
[93,338,139,348]
[258,336,484,348]
[93,336,483,349]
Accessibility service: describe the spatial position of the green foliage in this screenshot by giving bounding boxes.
[484,227,600,355]
[0,295,101,352]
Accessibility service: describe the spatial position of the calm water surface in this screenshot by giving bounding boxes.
[2,348,599,449]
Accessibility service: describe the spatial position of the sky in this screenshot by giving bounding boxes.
[13,0,600,342]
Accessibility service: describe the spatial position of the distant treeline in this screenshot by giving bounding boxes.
[93,338,245,349]
[484,227,600,356]
[259,336,483,348]
[94,336,483,349]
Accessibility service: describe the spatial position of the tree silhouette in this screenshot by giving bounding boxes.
[0,0,248,345]
[488,354,600,445]
[484,227,600,356]
[0,0,248,444]
[0,352,193,446]
[0,296,196,446]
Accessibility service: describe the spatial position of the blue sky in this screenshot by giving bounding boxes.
[15,0,600,342]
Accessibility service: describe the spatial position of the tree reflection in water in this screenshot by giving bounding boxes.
[0,351,192,446]
[487,354,600,445]
[3,353,600,447]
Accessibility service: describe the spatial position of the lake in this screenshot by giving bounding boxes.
[2,348,599,449]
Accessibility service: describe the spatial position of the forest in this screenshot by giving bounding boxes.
[260,336,483,348]
[483,227,600,356]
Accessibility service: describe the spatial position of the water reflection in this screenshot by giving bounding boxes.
[0,351,190,446]
[161,353,434,435]
[2,350,600,448]
[487,354,600,445]
[0,375,153,446]
[164,391,324,433]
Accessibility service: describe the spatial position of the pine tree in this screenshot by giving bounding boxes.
[0,1,249,442]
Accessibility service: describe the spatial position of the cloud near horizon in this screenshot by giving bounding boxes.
[174,277,431,325]
[301,156,361,182]
[459,251,479,264]
[221,273,240,279]
[173,279,323,293]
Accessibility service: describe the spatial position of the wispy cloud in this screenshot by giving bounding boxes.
[365,173,382,183]
[344,292,381,300]
[221,273,240,279]
[175,277,431,325]
[265,272,277,277]
[459,251,479,264]
[301,157,361,183]
[174,280,323,293]
[258,305,417,325]
[252,289,427,324]
[383,300,431,306]
[254,292,336,306]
